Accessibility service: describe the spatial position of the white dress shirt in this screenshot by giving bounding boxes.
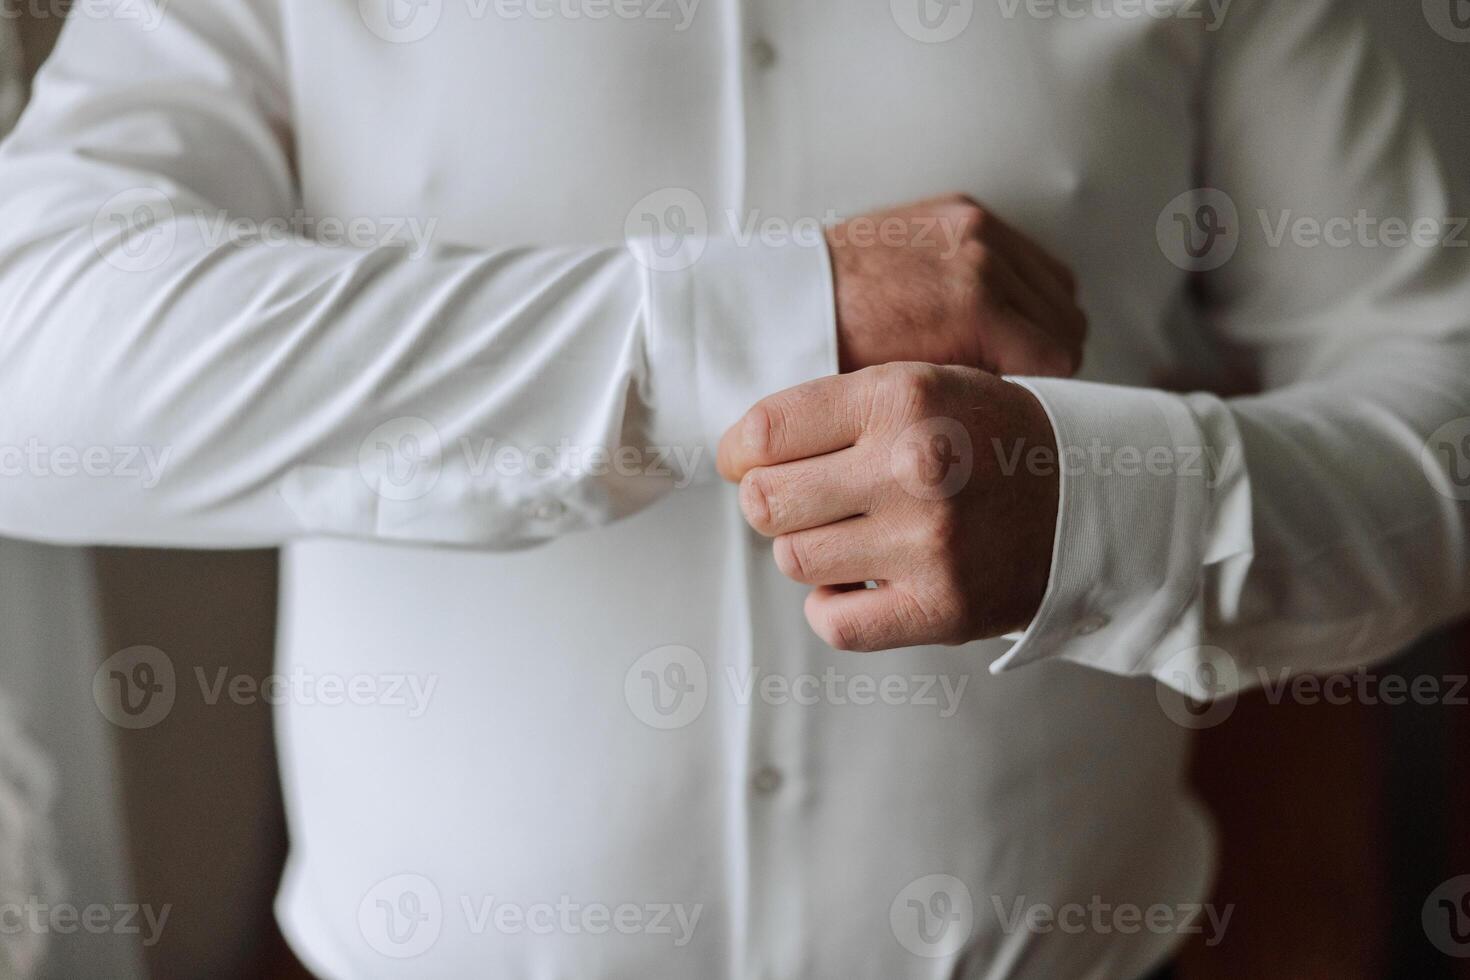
[1,0,1468,977]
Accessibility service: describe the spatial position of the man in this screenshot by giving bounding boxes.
[0,0,1466,977]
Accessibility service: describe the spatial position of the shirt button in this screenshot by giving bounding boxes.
[751,766,784,795]
[749,37,778,70]
[528,499,565,523]
[1074,614,1110,637]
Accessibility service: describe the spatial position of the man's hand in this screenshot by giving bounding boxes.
[717,363,1060,652]
[829,195,1086,377]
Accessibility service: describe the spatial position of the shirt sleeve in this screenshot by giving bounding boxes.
[0,0,836,549]
[991,0,1470,693]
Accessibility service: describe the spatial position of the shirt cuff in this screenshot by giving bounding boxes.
[989,378,1253,678]
[637,233,839,484]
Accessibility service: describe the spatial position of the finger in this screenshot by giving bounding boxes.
[981,247,1087,359]
[773,516,896,586]
[717,374,870,481]
[984,306,1082,378]
[977,210,1079,301]
[804,583,926,652]
[739,447,877,536]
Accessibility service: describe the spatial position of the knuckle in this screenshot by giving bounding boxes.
[955,237,989,271]
[815,608,862,652]
[773,534,809,582]
[739,470,779,534]
[966,204,991,238]
[918,504,963,553]
[741,402,783,464]
[913,578,971,642]
[886,362,944,406]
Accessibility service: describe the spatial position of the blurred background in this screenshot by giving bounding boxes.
[0,2,1467,978]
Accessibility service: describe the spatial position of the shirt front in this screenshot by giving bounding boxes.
[1,1,1468,978]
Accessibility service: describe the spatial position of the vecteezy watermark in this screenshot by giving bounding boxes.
[92,646,439,729]
[1422,417,1470,502]
[93,645,177,730]
[624,645,972,729]
[624,189,972,273]
[991,436,1240,489]
[1157,188,1240,272]
[991,894,1233,947]
[891,0,975,43]
[194,666,438,718]
[358,0,701,43]
[624,645,709,730]
[193,209,439,259]
[460,895,702,947]
[358,418,704,503]
[359,874,443,958]
[1424,0,1470,43]
[0,899,171,948]
[1154,645,1241,730]
[0,439,171,488]
[1424,875,1470,957]
[724,666,969,718]
[91,192,440,272]
[1256,667,1470,709]
[892,418,974,502]
[1159,193,1470,272]
[357,874,703,958]
[0,0,169,30]
[994,0,1234,31]
[1257,210,1470,251]
[891,874,975,958]
[1155,645,1470,730]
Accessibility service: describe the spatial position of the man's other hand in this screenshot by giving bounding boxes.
[718,363,1060,652]
[829,195,1086,377]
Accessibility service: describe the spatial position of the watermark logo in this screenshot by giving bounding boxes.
[992,894,1232,946]
[1257,209,1468,251]
[892,0,975,42]
[359,417,444,502]
[1422,417,1470,501]
[460,895,702,944]
[891,874,974,957]
[0,899,171,947]
[724,666,968,717]
[92,188,176,273]
[359,874,443,958]
[0,440,171,488]
[993,0,1233,31]
[194,666,438,717]
[14,0,172,31]
[1423,875,1470,957]
[624,645,708,729]
[625,188,709,273]
[1424,0,1470,42]
[92,645,176,729]
[360,0,444,42]
[1157,188,1239,272]
[1154,645,1239,730]
[892,418,974,501]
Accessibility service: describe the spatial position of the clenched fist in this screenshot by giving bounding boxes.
[829,195,1086,377]
[718,363,1060,651]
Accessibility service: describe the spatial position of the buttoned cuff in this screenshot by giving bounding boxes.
[637,234,839,485]
[989,378,1253,678]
